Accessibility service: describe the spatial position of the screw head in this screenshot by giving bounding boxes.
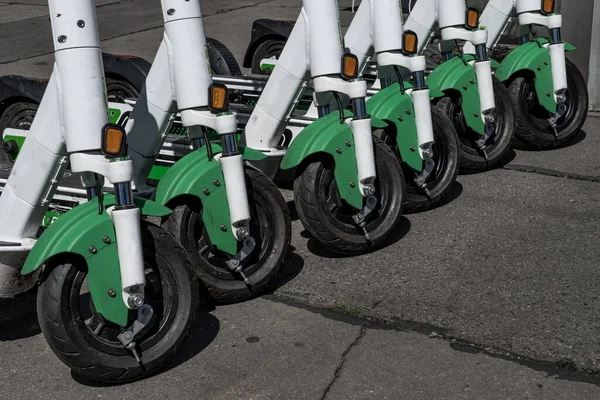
[57,35,67,43]
[537,65,542,71]
[203,188,210,195]
[142,308,150,316]
[463,85,468,90]
[124,332,133,340]
[220,225,227,232]
[336,147,342,154]
[77,20,85,28]
[102,236,111,244]
[544,61,549,65]
[132,296,144,308]
[474,112,479,118]
[167,8,175,15]
[546,92,552,97]
[406,109,412,115]
[349,182,356,188]
[410,146,416,152]
[108,289,116,297]
[470,79,475,84]
[213,179,220,186]
[398,116,404,122]
[345,140,351,147]
[88,245,97,254]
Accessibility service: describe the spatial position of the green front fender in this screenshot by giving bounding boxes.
[367,83,423,172]
[495,39,576,113]
[21,195,172,327]
[153,144,266,256]
[280,111,364,210]
[426,55,485,135]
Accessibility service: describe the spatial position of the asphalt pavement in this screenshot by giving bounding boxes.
[1,1,600,399]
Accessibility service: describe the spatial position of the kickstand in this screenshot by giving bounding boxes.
[352,195,377,243]
[117,304,154,369]
[226,237,256,289]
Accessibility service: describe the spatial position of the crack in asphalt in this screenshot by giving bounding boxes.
[265,293,600,387]
[503,164,600,183]
[320,324,367,400]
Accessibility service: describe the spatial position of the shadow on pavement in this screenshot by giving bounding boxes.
[459,148,517,175]
[0,289,41,341]
[264,247,305,295]
[303,216,412,259]
[404,181,464,215]
[511,129,587,152]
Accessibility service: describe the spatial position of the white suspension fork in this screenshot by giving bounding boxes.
[304,0,377,196]
[161,0,250,240]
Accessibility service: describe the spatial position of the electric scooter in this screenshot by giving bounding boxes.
[463,0,588,149]
[246,0,516,171]
[0,0,200,382]
[246,0,460,213]
[0,0,292,304]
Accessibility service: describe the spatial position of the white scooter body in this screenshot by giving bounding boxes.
[463,0,568,105]
[0,0,146,306]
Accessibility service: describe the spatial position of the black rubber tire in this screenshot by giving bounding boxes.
[251,39,285,75]
[0,102,38,163]
[508,59,588,149]
[437,76,515,171]
[106,76,139,103]
[206,38,242,76]
[162,167,291,304]
[379,107,459,213]
[37,223,199,383]
[293,137,405,255]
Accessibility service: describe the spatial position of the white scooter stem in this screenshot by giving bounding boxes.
[161,0,251,237]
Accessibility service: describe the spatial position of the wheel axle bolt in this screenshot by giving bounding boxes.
[108,289,116,297]
[124,332,132,340]
[203,188,210,195]
[220,225,227,232]
[102,236,111,244]
[88,246,97,254]
[131,295,144,308]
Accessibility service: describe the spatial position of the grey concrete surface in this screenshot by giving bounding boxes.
[1,0,600,397]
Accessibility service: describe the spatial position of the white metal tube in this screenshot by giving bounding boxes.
[372,0,404,53]
[476,0,515,51]
[344,1,373,69]
[219,155,251,236]
[109,207,145,309]
[404,0,438,54]
[411,89,435,156]
[438,0,468,29]
[516,0,542,14]
[549,43,568,96]
[303,0,343,77]
[348,118,377,196]
[473,60,496,113]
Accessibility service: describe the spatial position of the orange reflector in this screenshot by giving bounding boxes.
[342,53,359,80]
[209,84,228,112]
[466,8,480,30]
[402,31,418,55]
[541,0,555,14]
[104,126,125,155]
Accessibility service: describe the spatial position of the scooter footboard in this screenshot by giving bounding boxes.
[20,195,172,327]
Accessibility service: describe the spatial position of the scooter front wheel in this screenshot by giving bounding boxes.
[508,59,588,149]
[163,168,291,304]
[437,77,515,172]
[293,137,405,255]
[37,223,199,383]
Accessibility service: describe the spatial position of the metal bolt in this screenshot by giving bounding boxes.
[237,227,250,239]
[213,179,220,186]
[131,295,144,308]
[57,35,67,43]
[203,188,210,195]
[544,61,549,66]
[463,85,468,90]
[406,109,412,115]
[124,332,133,340]
[398,116,404,122]
[349,182,356,188]
[142,308,150,316]
[167,8,175,15]
[410,146,416,152]
[336,147,342,154]
[546,92,552,97]
[102,236,111,244]
[77,20,85,28]
[108,289,116,297]
[474,112,479,118]
[88,245,97,254]
[537,65,542,71]
[470,79,475,84]
[345,140,351,147]
[220,225,227,232]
